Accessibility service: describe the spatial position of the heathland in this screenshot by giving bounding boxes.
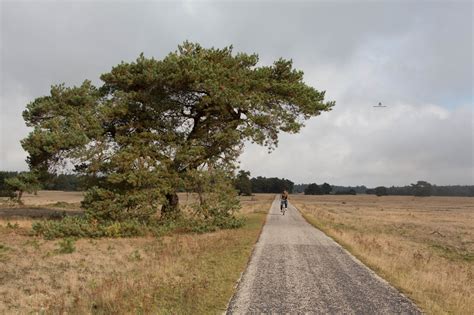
[292,194,474,315]
[1,192,472,314]
[0,192,273,313]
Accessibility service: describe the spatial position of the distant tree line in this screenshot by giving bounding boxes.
[234,170,252,196]
[234,172,294,195]
[294,183,361,195]
[332,185,367,194]
[250,176,294,194]
[0,171,84,197]
[302,183,333,195]
[366,181,474,197]
[3,170,473,198]
[295,180,473,197]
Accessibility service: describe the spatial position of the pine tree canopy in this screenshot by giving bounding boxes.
[21,42,334,220]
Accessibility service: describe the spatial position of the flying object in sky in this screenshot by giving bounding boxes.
[373,102,387,108]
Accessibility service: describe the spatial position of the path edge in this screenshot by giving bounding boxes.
[223,195,277,314]
[293,202,423,314]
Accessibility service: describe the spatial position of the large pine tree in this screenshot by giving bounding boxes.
[22,42,334,221]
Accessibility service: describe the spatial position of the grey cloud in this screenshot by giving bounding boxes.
[239,104,473,186]
[1,0,472,185]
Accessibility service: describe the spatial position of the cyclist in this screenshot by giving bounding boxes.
[280,189,289,214]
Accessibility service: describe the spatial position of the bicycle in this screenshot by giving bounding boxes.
[280,199,288,215]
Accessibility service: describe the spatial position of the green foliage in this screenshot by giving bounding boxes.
[32,216,147,239]
[321,183,332,194]
[235,170,252,196]
[0,243,10,262]
[32,170,244,239]
[81,187,162,223]
[366,184,473,196]
[189,216,245,234]
[21,42,333,221]
[250,176,294,193]
[0,171,18,197]
[304,183,322,195]
[6,222,19,229]
[411,180,432,197]
[186,168,242,223]
[32,214,244,239]
[4,172,41,203]
[0,243,9,252]
[375,186,388,196]
[43,174,84,191]
[129,249,142,261]
[56,238,76,254]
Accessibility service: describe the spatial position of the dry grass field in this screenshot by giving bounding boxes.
[292,194,474,315]
[0,190,84,207]
[0,192,274,314]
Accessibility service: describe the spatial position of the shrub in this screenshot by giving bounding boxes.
[82,187,162,223]
[6,222,19,229]
[56,238,76,254]
[32,216,148,239]
[411,180,432,197]
[375,186,388,196]
[33,213,245,239]
[33,170,245,239]
[0,243,9,253]
[305,183,322,195]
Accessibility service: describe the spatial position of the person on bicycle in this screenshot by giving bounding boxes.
[280,190,289,214]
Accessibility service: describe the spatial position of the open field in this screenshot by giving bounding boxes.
[0,190,84,207]
[0,191,84,219]
[0,193,274,313]
[292,194,474,315]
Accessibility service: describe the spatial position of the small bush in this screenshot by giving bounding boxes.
[129,249,142,261]
[0,243,9,253]
[56,238,76,254]
[375,186,388,196]
[33,214,245,239]
[82,187,162,223]
[6,222,19,229]
[187,215,245,234]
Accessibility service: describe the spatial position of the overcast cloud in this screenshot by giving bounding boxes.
[1,0,473,186]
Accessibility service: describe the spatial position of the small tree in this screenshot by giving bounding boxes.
[0,171,18,198]
[321,182,332,194]
[5,172,41,204]
[235,170,252,196]
[411,180,432,197]
[375,186,388,197]
[304,183,322,195]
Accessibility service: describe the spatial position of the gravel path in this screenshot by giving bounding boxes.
[227,196,420,314]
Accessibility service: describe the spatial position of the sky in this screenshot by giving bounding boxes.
[1,0,473,187]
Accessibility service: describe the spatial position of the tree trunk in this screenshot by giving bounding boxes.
[161,192,180,218]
